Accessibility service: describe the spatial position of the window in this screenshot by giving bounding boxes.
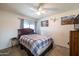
[24,23,29,28]
[29,24,35,30]
[23,20,35,31]
[20,19,37,32]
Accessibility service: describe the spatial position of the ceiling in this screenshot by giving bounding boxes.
[0,3,79,19]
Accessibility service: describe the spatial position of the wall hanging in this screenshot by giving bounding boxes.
[41,20,48,27]
[61,15,76,25]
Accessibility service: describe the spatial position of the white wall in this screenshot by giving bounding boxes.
[37,9,79,48]
[0,10,20,50]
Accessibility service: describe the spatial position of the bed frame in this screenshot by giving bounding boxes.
[18,28,53,56]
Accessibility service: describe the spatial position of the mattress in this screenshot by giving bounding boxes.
[19,34,53,56]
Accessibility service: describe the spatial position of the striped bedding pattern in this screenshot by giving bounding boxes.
[19,34,53,56]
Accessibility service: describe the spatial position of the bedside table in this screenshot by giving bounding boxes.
[11,37,19,47]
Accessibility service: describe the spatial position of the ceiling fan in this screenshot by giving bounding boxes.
[34,3,55,15]
[35,3,45,15]
[37,3,44,10]
[36,3,54,10]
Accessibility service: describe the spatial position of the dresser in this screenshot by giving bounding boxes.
[70,30,79,56]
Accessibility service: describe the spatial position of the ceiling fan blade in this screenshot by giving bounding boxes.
[37,3,44,10]
[43,8,59,11]
[30,3,44,11]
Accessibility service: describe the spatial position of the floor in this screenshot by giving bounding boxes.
[0,45,69,56]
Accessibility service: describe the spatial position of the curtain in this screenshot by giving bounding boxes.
[20,19,24,29]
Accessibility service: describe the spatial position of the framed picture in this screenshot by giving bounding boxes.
[61,15,76,25]
[74,15,79,30]
[41,20,48,27]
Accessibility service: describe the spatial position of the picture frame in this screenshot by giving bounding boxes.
[41,20,48,27]
[61,15,76,25]
[74,14,79,30]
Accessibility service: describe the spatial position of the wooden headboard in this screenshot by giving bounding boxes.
[18,28,34,39]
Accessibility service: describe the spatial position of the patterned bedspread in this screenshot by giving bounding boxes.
[19,34,53,56]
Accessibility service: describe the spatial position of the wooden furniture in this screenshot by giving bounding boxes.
[70,30,79,56]
[18,28,53,56]
[18,28,34,39]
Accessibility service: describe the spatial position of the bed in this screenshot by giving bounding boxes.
[18,28,53,56]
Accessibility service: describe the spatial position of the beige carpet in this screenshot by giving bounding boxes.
[0,45,69,56]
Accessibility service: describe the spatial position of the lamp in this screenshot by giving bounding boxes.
[36,8,45,15]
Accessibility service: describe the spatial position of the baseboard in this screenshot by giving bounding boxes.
[55,44,69,49]
[0,45,18,51]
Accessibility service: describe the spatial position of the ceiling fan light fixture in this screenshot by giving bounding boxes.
[39,8,45,14]
[41,10,45,14]
[39,8,42,11]
[36,7,46,15]
[36,11,41,15]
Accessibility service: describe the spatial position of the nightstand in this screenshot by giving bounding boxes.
[11,37,19,47]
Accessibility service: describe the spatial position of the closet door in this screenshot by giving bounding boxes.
[70,31,79,56]
[77,31,79,55]
[70,31,78,56]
